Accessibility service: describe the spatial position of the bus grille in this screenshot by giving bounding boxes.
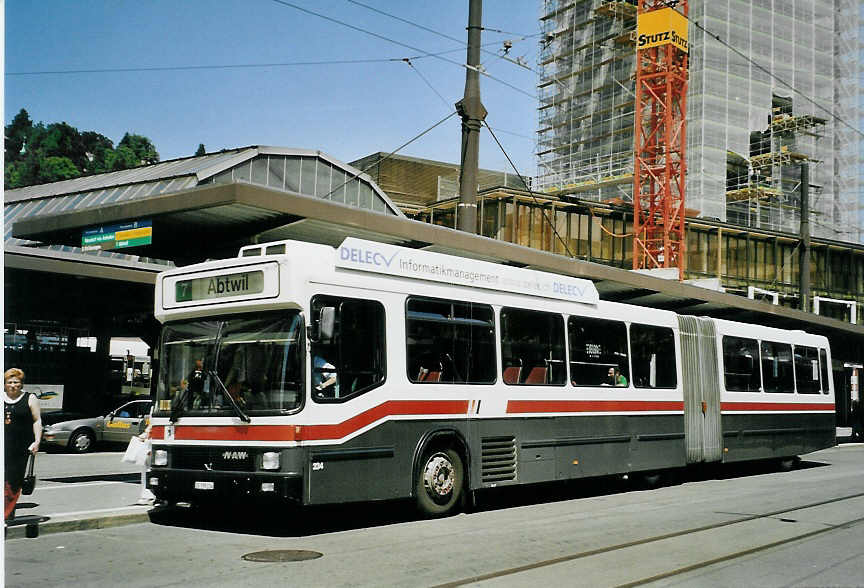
[481,436,517,483]
[171,447,256,472]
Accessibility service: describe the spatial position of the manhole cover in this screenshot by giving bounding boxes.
[242,550,323,562]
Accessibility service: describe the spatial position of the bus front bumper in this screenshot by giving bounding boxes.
[147,469,304,504]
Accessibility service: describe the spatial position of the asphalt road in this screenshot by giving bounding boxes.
[5,444,864,587]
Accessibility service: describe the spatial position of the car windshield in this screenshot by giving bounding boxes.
[155,312,303,416]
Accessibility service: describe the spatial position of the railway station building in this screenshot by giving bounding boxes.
[4,146,863,427]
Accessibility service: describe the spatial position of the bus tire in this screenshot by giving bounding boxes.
[415,447,464,517]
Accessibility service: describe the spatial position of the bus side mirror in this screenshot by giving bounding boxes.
[308,307,336,344]
[318,307,336,344]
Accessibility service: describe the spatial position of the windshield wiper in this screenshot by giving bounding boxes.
[169,388,188,423]
[208,370,251,423]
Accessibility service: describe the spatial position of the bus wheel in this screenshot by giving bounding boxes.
[416,448,464,517]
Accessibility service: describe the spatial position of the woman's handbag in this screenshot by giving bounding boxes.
[21,453,36,495]
[122,436,148,465]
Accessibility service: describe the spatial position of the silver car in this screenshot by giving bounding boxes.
[41,399,152,453]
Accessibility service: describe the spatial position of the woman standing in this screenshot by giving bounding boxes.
[4,368,41,520]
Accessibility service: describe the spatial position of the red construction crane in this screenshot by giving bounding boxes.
[632,0,689,280]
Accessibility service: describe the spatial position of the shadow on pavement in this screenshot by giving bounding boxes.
[148,499,419,538]
[41,472,139,484]
[146,458,829,538]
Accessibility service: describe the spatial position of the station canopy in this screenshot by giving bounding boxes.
[5,146,403,267]
[8,146,864,346]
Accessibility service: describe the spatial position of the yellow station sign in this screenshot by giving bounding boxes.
[637,7,689,53]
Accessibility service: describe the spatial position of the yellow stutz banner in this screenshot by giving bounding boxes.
[637,7,689,53]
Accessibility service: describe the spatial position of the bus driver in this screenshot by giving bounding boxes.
[312,354,339,398]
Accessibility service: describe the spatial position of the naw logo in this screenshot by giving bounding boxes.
[222,451,248,460]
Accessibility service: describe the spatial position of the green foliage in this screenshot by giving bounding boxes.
[118,133,159,165]
[195,143,206,156]
[4,109,161,188]
[39,156,80,183]
[5,109,33,164]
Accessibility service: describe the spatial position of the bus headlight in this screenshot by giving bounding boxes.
[262,452,280,471]
[153,449,168,466]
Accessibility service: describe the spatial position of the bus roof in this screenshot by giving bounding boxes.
[239,237,600,306]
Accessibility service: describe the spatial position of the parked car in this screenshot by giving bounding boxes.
[41,410,89,427]
[41,399,152,453]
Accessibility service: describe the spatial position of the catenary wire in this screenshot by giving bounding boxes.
[323,110,459,201]
[483,120,576,258]
[269,0,537,99]
[345,0,572,94]
[4,46,483,77]
[652,0,864,140]
[402,59,453,111]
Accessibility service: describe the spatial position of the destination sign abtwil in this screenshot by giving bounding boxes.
[175,270,265,303]
[82,220,152,251]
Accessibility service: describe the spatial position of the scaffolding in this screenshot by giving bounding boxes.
[537,0,638,204]
[536,0,863,244]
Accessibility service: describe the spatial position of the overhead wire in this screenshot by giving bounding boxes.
[344,0,571,95]
[402,58,453,111]
[656,1,864,140]
[270,0,536,100]
[323,110,459,201]
[4,45,489,77]
[483,120,576,259]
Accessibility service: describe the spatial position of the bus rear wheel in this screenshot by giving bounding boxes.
[415,447,464,517]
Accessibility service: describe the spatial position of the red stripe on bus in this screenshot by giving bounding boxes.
[507,400,685,414]
[721,402,835,412]
[151,400,470,443]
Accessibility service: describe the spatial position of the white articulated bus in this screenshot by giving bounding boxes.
[147,238,835,516]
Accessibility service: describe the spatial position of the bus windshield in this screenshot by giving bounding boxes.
[155,312,303,416]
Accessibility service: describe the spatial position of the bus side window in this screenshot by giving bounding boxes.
[722,336,760,392]
[500,308,565,386]
[568,316,629,387]
[794,345,821,394]
[761,340,794,393]
[406,296,495,384]
[630,324,677,389]
[819,348,830,394]
[310,295,386,402]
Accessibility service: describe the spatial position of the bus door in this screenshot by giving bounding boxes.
[678,316,723,463]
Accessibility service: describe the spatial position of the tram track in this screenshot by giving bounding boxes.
[432,491,864,588]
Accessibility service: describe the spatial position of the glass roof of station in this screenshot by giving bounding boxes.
[4,146,404,266]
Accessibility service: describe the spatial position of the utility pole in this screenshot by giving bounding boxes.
[799,163,811,312]
[456,0,487,234]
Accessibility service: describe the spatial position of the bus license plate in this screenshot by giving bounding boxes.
[194,481,215,490]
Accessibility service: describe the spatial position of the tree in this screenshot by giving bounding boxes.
[38,156,80,183]
[3,113,161,188]
[5,108,33,164]
[80,131,116,174]
[195,143,206,156]
[118,133,159,165]
[102,145,140,172]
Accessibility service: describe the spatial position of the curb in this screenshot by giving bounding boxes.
[6,510,151,540]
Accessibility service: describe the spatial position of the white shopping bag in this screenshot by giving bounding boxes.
[122,436,148,465]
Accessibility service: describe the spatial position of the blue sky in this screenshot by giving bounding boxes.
[5,1,540,177]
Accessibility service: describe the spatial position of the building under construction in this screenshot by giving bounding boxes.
[536,0,862,243]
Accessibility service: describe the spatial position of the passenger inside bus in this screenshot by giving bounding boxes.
[312,353,339,398]
[604,367,628,387]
